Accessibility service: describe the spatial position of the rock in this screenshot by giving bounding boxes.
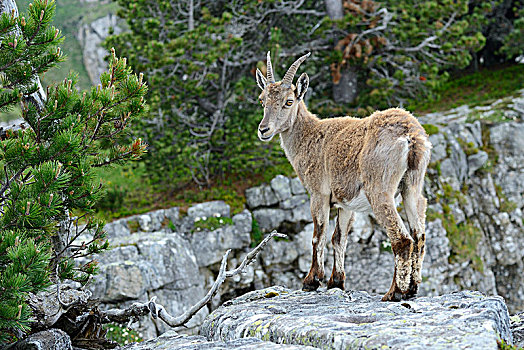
[104,217,131,238]
[187,200,230,219]
[280,194,309,210]
[252,208,288,232]
[511,312,524,349]
[117,332,315,350]
[429,133,447,162]
[290,202,312,223]
[245,184,279,209]
[270,175,292,201]
[77,14,123,85]
[468,151,488,175]
[290,177,306,195]
[201,287,513,350]
[86,231,207,335]
[190,210,252,267]
[9,329,72,350]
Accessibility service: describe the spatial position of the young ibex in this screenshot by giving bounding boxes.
[255,52,431,301]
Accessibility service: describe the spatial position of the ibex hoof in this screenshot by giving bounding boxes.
[381,290,403,302]
[327,276,345,290]
[302,276,321,292]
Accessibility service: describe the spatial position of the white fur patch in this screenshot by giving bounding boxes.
[336,190,372,213]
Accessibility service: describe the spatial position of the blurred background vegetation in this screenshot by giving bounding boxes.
[7,0,524,220]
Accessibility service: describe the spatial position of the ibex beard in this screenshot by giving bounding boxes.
[255,52,431,301]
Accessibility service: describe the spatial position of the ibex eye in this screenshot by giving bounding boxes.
[259,98,263,105]
[285,100,293,107]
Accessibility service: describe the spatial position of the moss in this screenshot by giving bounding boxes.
[127,220,140,233]
[422,124,440,135]
[480,125,498,171]
[250,218,264,247]
[431,181,484,272]
[498,338,524,350]
[494,183,518,213]
[456,137,479,156]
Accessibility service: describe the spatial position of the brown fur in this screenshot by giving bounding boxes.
[256,56,431,301]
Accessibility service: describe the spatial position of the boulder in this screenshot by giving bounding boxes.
[117,332,315,350]
[201,287,513,350]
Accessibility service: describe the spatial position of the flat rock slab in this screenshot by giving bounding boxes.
[201,286,513,350]
[118,332,315,349]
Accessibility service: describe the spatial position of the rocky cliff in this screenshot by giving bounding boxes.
[83,91,523,340]
[77,12,123,85]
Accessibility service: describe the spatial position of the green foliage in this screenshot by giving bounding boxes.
[250,218,264,248]
[105,0,315,188]
[456,137,479,156]
[0,0,147,342]
[422,124,440,136]
[192,215,234,233]
[326,0,485,108]
[500,2,524,59]
[104,324,143,346]
[409,64,524,114]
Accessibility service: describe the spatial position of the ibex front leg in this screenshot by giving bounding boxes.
[302,195,330,291]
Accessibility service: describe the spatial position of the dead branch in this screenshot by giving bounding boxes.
[98,230,286,328]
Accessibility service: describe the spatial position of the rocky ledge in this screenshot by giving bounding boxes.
[200,286,513,350]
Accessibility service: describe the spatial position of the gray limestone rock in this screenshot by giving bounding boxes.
[77,14,123,85]
[245,185,279,209]
[187,200,231,219]
[252,208,288,232]
[290,177,306,195]
[9,329,72,350]
[280,194,309,210]
[270,175,292,201]
[511,312,524,349]
[467,150,488,175]
[190,210,252,267]
[201,287,513,350]
[117,332,315,350]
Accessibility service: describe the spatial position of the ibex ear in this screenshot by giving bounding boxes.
[256,68,267,90]
[296,72,309,101]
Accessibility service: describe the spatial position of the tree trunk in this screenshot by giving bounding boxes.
[333,66,358,104]
[325,0,359,104]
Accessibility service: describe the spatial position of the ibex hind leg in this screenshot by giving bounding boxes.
[368,192,414,301]
[327,208,354,290]
[401,170,428,299]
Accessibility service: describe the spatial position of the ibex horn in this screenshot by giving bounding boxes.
[281,52,311,87]
[266,51,275,84]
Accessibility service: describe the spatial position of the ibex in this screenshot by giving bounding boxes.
[255,52,431,301]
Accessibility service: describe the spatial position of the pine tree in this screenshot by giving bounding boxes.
[0,0,147,342]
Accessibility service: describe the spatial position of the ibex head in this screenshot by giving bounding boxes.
[255,52,310,142]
